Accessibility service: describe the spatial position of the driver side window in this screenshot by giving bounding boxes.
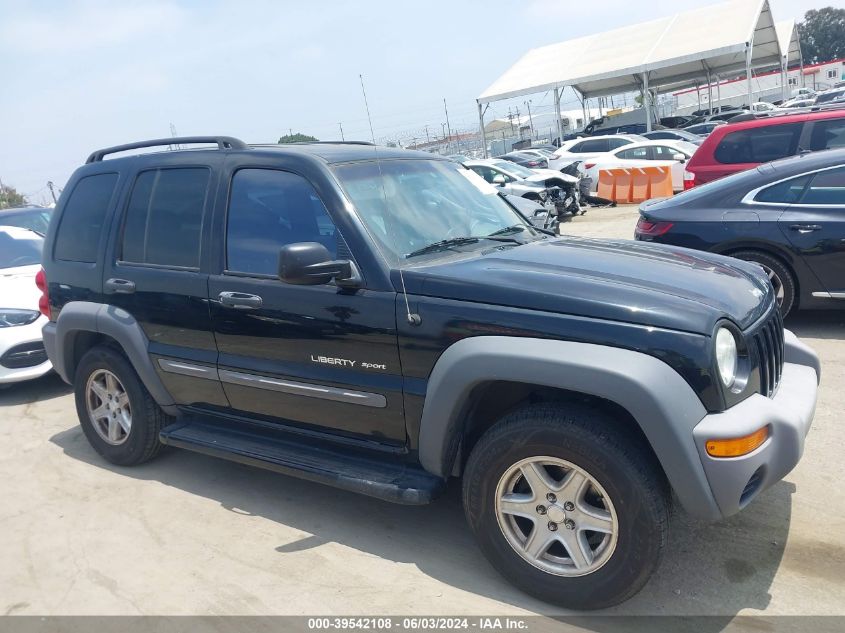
[226,169,337,276]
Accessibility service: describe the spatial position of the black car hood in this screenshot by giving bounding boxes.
[401,236,772,334]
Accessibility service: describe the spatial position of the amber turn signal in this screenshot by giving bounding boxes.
[706,427,769,458]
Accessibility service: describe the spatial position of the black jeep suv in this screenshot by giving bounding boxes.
[40,136,820,609]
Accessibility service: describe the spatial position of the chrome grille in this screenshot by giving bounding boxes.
[750,308,785,398]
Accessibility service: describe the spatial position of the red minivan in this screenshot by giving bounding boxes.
[684,108,845,188]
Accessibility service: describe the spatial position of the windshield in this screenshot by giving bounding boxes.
[0,209,51,235]
[492,161,535,178]
[333,159,539,261]
[0,228,43,269]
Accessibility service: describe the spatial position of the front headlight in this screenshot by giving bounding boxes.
[0,309,40,328]
[715,327,738,387]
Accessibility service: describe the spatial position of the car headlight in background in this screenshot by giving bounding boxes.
[715,327,738,388]
[0,309,40,328]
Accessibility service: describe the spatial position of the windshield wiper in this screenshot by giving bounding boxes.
[488,224,526,236]
[406,235,523,258]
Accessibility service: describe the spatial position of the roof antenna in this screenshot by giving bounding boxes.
[359,73,421,326]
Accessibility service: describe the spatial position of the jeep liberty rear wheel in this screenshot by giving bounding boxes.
[74,346,168,466]
[462,403,669,609]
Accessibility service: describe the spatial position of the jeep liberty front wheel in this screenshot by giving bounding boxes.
[74,346,168,466]
[463,403,669,609]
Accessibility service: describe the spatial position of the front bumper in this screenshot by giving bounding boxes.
[0,315,52,384]
[692,329,819,518]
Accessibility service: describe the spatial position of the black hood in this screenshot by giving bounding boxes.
[399,236,773,334]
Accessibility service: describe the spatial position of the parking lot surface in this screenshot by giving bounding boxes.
[1,204,844,618]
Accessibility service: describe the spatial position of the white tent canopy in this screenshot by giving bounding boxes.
[775,19,802,67]
[478,0,781,103]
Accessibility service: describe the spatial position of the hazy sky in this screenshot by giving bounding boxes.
[0,0,825,202]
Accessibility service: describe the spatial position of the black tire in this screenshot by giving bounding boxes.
[730,250,797,317]
[74,345,167,466]
[462,403,669,610]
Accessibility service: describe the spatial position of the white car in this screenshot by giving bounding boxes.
[749,101,777,113]
[580,140,698,192]
[463,159,577,198]
[0,226,52,385]
[548,134,646,171]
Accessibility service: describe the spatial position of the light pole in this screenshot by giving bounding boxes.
[524,100,535,140]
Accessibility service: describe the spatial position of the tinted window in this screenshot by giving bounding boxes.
[714,123,802,164]
[646,132,672,140]
[0,229,43,269]
[121,168,209,268]
[227,169,337,276]
[809,119,845,151]
[54,173,118,262]
[653,145,683,159]
[756,175,811,203]
[800,167,845,205]
[572,140,609,153]
[608,138,633,149]
[617,147,649,160]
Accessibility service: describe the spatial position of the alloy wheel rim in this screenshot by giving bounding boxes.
[86,369,132,446]
[495,456,618,577]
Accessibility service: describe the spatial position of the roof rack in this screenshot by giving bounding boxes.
[86,136,248,163]
[282,140,375,146]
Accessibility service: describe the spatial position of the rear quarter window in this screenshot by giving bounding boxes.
[120,168,210,269]
[53,173,119,262]
[714,123,802,165]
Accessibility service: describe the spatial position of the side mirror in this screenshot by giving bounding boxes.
[492,174,507,185]
[673,153,687,163]
[278,242,353,286]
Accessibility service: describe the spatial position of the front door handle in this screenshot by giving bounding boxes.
[218,291,263,309]
[789,224,822,233]
[105,278,136,294]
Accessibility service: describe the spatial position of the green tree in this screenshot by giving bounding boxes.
[0,183,27,209]
[278,133,319,144]
[798,7,845,64]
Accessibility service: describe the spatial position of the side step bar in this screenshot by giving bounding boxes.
[159,418,445,505]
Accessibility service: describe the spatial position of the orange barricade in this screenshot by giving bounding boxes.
[596,166,675,203]
[649,165,674,198]
[630,168,651,203]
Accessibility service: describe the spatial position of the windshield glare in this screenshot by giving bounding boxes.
[492,161,534,178]
[0,229,43,269]
[334,159,537,261]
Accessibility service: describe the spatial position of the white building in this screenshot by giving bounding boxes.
[673,57,845,113]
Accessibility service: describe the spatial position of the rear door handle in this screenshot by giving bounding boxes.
[104,278,136,294]
[789,224,822,233]
[218,291,263,309]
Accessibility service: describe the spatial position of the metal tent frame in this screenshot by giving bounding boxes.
[477,0,794,155]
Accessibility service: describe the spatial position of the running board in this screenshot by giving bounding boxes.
[159,418,444,505]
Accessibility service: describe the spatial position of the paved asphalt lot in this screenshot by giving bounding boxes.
[1,204,843,619]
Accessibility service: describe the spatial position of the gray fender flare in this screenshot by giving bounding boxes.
[417,336,721,520]
[43,301,176,408]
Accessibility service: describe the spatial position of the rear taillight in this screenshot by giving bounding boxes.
[635,217,674,237]
[35,268,51,320]
[584,163,596,170]
[683,170,696,190]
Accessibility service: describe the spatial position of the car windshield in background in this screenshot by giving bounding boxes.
[0,209,51,234]
[492,161,534,178]
[0,228,43,269]
[334,159,539,261]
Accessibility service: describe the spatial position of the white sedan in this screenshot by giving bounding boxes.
[549,134,646,170]
[0,226,52,385]
[580,140,698,192]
